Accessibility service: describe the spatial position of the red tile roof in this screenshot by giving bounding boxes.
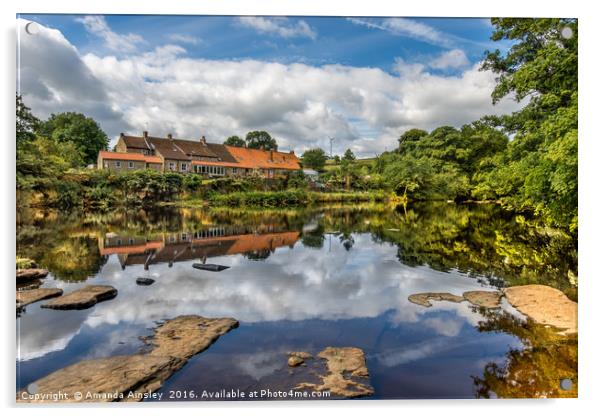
[192,146,300,170]
[99,151,162,164]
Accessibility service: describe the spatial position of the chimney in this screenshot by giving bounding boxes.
[120,132,124,138]
[269,150,274,162]
[289,150,295,154]
[167,133,173,141]
[143,131,148,138]
[200,135,206,145]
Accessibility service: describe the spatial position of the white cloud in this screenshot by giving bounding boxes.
[76,15,144,52]
[19,19,522,158]
[429,49,470,69]
[237,17,317,40]
[348,17,456,48]
[167,33,202,45]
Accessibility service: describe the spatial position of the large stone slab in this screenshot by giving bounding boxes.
[41,285,117,310]
[17,288,63,309]
[408,290,502,308]
[463,290,502,308]
[504,284,577,334]
[408,292,465,307]
[295,347,373,398]
[17,315,239,403]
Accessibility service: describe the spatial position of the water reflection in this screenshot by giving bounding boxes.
[16,202,578,399]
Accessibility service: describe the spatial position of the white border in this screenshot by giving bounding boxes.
[2,1,601,415]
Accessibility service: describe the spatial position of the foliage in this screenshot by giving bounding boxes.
[477,18,578,231]
[37,112,109,165]
[245,130,278,150]
[301,148,327,171]
[209,190,386,207]
[224,135,245,147]
[343,148,356,161]
[16,95,40,145]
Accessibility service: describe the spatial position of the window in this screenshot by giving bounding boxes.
[181,163,188,172]
[103,162,108,169]
[169,162,175,171]
[115,161,121,168]
[128,161,134,169]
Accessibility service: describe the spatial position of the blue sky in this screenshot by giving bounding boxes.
[17,15,519,156]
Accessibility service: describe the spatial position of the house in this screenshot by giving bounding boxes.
[97,131,301,178]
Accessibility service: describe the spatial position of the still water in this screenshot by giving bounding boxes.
[16,202,578,399]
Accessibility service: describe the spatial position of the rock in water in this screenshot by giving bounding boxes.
[295,347,373,398]
[17,354,183,403]
[42,285,117,310]
[136,277,155,286]
[17,315,239,403]
[463,291,502,308]
[16,268,49,282]
[504,284,577,334]
[287,352,312,367]
[408,292,464,307]
[17,288,63,309]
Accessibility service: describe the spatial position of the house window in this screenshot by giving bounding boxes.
[269,169,274,177]
[169,162,175,171]
[115,161,121,168]
[181,163,188,172]
[103,162,108,169]
[128,161,135,169]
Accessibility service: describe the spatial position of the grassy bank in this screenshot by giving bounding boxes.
[208,190,387,207]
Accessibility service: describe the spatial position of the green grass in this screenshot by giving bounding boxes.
[208,190,387,207]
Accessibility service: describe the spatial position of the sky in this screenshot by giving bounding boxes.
[17,14,521,157]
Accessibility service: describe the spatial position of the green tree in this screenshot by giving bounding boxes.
[224,135,245,147]
[333,155,341,164]
[37,112,109,165]
[398,128,428,151]
[245,131,278,150]
[343,148,356,161]
[301,148,327,171]
[16,95,40,146]
[479,18,578,231]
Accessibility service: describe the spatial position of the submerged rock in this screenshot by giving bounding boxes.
[408,290,502,309]
[295,347,373,398]
[41,285,117,310]
[136,277,155,286]
[463,291,502,308]
[408,292,465,307]
[16,288,63,309]
[287,351,312,367]
[504,284,577,334]
[17,315,239,403]
[16,268,48,282]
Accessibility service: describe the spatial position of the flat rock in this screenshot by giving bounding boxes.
[408,292,465,307]
[147,315,239,360]
[17,315,239,403]
[16,268,49,281]
[463,290,502,308]
[42,285,117,310]
[136,277,155,286]
[504,284,577,334]
[17,288,63,309]
[17,354,183,403]
[295,347,373,398]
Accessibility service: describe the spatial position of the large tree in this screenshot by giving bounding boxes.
[343,148,356,161]
[245,131,278,150]
[478,18,578,231]
[301,148,327,171]
[224,135,245,147]
[16,95,40,146]
[37,112,109,165]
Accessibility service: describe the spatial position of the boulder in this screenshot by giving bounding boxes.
[463,290,502,308]
[287,351,312,367]
[408,292,464,307]
[42,285,117,310]
[504,284,577,334]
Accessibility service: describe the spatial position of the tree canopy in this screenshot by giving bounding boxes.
[245,131,278,150]
[16,95,40,146]
[343,149,356,161]
[301,148,327,171]
[224,135,245,147]
[37,112,109,165]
